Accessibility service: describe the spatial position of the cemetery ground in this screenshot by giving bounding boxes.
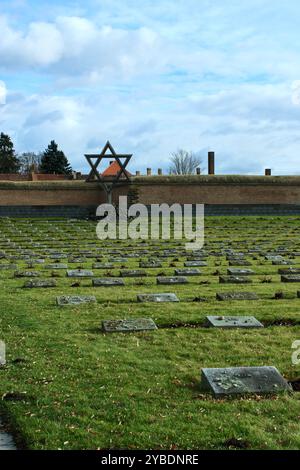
[0,216,300,450]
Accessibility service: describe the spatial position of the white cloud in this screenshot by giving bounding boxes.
[0,80,6,104]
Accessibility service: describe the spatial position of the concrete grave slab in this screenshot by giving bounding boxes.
[66,269,94,277]
[281,275,300,283]
[92,278,125,287]
[120,270,147,277]
[184,261,207,267]
[206,315,263,328]
[137,293,179,302]
[201,366,292,397]
[175,268,201,276]
[24,279,57,288]
[56,295,96,306]
[157,276,188,285]
[227,268,255,276]
[219,276,252,284]
[216,291,259,301]
[102,318,157,333]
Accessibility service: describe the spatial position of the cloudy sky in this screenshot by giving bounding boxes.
[0,0,300,174]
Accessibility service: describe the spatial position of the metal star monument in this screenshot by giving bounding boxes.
[85,141,132,203]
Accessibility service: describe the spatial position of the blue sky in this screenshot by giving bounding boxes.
[0,0,300,174]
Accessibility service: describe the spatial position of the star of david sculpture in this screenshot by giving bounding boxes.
[85,141,132,203]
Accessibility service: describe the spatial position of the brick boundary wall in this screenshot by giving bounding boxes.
[0,176,299,217]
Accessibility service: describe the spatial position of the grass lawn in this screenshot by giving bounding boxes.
[0,216,300,450]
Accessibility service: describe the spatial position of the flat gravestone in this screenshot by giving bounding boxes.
[14,271,40,278]
[92,278,125,287]
[281,275,300,283]
[206,316,263,329]
[45,263,68,269]
[216,291,259,301]
[272,260,294,266]
[184,261,207,267]
[120,270,147,277]
[157,276,188,285]
[229,260,252,266]
[227,268,254,276]
[66,270,94,278]
[137,293,179,302]
[56,295,96,306]
[219,276,252,284]
[201,367,291,397]
[102,318,157,333]
[279,268,300,275]
[24,279,57,288]
[175,268,201,276]
[139,261,162,268]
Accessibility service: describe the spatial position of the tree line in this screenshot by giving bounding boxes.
[0,133,72,175]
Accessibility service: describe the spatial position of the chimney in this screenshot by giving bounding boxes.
[109,160,114,165]
[158,168,162,175]
[196,167,201,175]
[208,152,215,175]
[147,168,152,176]
[135,170,140,176]
[265,169,272,176]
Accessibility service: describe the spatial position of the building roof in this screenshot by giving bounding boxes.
[101,160,132,178]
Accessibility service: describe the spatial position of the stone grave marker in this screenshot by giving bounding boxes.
[139,261,162,268]
[205,315,263,328]
[66,269,94,278]
[92,278,125,287]
[45,263,68,269]
[93,263,114,269]
[56,295,96,306]
[102,318,157,333]
[216,291,259,301]
[157,276,188,285]
[281,275,300,283]
[278,268,300,275]
[228,260,252,266]
[201,366,292,397]
[184,261,207,267]
[219,276,252,284]
[120,270,147,277]
[0,264,17,270]
[227,268,254,276]
[175,268,201,276]
[14,271,40,278]
[137,293,179,302]
[24,279,57,288]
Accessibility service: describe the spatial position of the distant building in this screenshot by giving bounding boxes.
[101,160,132,179]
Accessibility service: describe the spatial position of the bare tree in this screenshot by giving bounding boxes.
[169,149,202,175]
[19,152,42,174]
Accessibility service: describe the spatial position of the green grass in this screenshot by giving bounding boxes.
[0,216,300,450]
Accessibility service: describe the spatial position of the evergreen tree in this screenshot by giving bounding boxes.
[0,133,20,173]
[40,140,72,175]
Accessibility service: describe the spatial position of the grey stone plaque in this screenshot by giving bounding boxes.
[205,316,263,329]
[156,276,188,285]
[24,279,57,288]
[184,261,207,267]
[93,263,114,269]
[278,268,300,275]
[281,275,300,283]
[229,260,252,266]
[120,270,147,277]
[139,261,162,268]
[45,263,68,269]
[227,268,254,276]
[92,278,125,287]
[56,295,96,306]
[137,293,179,302]
[66,269,94,277]
[175,268,201,276]
[102,318,157,333]
[201,366,292,397]
[216,291,259,301]
[219,276,252,284]
[14,271,40,278]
